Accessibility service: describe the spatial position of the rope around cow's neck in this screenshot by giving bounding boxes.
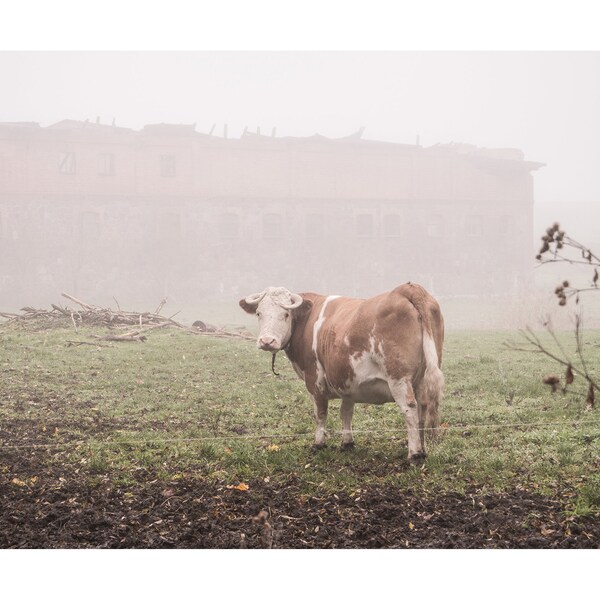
[271,351,280,376]
[270,338,292,377]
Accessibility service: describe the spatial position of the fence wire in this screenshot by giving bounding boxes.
[1,418,599,450]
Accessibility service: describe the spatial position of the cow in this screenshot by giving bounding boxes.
[239,283,444,462]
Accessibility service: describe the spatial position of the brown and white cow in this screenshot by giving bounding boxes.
[239,283,444,462]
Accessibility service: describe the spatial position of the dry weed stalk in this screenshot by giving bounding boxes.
[519,223,599,409]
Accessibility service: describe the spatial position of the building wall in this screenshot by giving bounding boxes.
[0,122,542,311]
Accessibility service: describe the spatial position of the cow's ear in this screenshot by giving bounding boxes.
[239,299,257,314]
[293,298,313,319]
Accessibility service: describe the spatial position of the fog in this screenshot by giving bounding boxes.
[1,51,599,329]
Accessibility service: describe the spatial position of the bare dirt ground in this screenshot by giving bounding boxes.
[1,441,599,549]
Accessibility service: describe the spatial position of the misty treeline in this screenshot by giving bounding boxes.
[519,223,599,409]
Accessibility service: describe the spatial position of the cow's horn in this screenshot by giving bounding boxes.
[244,291,266,306]
[280,293,303,310]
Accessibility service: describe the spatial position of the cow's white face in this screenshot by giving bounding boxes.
[239,287,304,352]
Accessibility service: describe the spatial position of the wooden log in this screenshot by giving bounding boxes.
[61,293,97,311]
[66,340,111,348]
[91,333,147,343]
[51,304,70,315]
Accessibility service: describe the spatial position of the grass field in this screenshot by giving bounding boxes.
[1,322,599,520]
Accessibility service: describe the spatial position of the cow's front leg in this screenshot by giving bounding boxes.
[389,377,426,462]
[311,393,329,450]
[340,397,355,450]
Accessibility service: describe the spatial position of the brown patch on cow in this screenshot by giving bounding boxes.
[378,296,423,381]
[292,298,314,322]
[285,286,441,397]
[305,288,425,384]
[393,283,444,367]
[318,296,372,393]
[285,293,325,392]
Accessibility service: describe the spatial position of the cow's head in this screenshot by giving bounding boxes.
[239,287,310,352]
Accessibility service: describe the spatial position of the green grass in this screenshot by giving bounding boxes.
[1,323,599,513]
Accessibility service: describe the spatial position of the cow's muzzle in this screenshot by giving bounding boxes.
[258,337,279,351]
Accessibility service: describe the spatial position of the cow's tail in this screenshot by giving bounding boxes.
[398,283,444,435]
[421,329,444,433]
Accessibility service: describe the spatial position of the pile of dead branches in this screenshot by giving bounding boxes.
[0,293,254,343]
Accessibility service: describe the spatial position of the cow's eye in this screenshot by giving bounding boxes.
[256,311,261,318]
[284,312,290,320]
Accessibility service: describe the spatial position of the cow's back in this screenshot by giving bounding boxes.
[307,289,425,395]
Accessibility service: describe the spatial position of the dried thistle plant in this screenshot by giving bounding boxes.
[516,223,600,410]
[536,222,600,306]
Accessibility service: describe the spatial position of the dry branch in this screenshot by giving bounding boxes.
[92,333,147,343]
[61,293,97,311]
[154,298,167,314]
[0,312,19,319]
[66,340,112,348]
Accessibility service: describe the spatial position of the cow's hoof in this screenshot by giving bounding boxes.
[311,443,327,452]
[408,451,427,464]
[340,441,355,452]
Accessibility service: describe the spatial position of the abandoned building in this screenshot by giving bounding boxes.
[0,120,544,311]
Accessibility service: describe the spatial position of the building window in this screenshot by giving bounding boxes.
[98,153,115,176]
[59,152,76,174]
[500,214,515,237]
[263,213,282,239]
[306,213,325,238]
[160,155,176,177]
[465,214,483,237]
[427,215,443,238]
[356,214,373,238]
[219,213,239,239]
[383,214,402,237]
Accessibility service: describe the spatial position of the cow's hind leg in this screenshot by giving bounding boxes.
[389,377,426,462]
[311,393,329,450]
[340,397,355,450]
[415,385,427,449]
[415,382,437,445]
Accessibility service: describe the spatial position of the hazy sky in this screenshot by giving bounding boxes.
[1,51,599,205]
